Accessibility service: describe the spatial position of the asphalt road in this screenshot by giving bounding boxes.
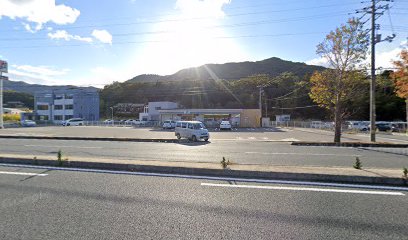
[0,138,407,169]
[1,165,407,240]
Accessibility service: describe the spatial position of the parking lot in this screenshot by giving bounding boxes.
[0,125,407,144]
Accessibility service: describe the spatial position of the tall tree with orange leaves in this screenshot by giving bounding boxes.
[309,18,369,143]
[391,49,408,126]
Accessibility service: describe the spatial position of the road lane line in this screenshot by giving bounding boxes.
[201,183,405,196]
[1,163,408,192]
[245,152,361,157]
[24,145,103,149]
[0,171,48,176]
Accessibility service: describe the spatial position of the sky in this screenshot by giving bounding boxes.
[0,0,407,88]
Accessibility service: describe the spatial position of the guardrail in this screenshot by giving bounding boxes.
[270,121,408,134]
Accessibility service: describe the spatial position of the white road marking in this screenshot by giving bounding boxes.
[1,163,408,192]
[0,171,48,176]
[24,145,102,149]
[245,151,361,157]
[201,183,405,196]
[280,138,300,142]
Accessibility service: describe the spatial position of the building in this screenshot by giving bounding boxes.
[139,101,178,121]
[34,88,99,122]
[3,108,25,115]
[158,108,261,128]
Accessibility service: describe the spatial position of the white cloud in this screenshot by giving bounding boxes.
[92,30,112,45]
[7,64,70,85]
[175,0,231,18]
[306,40,408,71]
[48,30,93,43]
[0,0,80,31]
[13,64,70,76]
[305,57,329,67]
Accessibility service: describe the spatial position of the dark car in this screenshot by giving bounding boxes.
[376,123,392,131]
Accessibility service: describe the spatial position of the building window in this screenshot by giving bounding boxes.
[65,94,73,99]
[54,105,63,110]
[65,104,73,110]
[39,115,49,121]
[55,95,63,100]
[54,115,63,120]
[65,115,73,120]
[155,107,161,110]
[37,105,49,110]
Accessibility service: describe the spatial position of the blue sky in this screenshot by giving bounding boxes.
[0,0,407,87]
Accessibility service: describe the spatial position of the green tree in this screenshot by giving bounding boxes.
[310,18,369,142]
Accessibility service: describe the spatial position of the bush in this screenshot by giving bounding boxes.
[3,114,20,122]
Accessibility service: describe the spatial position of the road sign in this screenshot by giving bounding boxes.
[0,60,8,73]
[0,76,8,81]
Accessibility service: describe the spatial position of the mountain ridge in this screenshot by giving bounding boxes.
[126,57,325,83]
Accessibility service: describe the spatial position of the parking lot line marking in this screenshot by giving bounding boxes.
[244,151,361,157]
[0,171,48,176]
[200,183,405,196]
[24,145,103,149]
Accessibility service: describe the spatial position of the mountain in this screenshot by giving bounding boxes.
[126,57,325,83]
[2,78,98,95]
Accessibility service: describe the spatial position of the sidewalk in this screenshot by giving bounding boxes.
[1,153,407,186]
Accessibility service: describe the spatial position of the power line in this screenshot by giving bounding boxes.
[0,31,326,49]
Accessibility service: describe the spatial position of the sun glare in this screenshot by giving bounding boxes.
[132,1,247,75]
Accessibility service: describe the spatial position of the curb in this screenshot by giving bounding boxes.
[0,135,179,143]
[1,156,407,187]
[292,141,408,148]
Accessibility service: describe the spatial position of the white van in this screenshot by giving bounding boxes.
[62,118,84,126]
[175,121,209,142]
[162,120,176,129]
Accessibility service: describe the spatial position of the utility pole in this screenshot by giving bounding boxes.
[370,0,376,142]
[0,73,3,129]
[258,86,263,114]
[358,0,396,142]
[0,60,8,129]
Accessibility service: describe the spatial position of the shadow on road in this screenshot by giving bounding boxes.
[176,140,211,146]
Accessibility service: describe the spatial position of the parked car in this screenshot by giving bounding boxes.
[125,119,141,125]
[391,122,407,132]
[21,120,36,127]
[310,121,324,128]
[62,118,84,126]
[219,121,232,130]
[376,123,392,132]
[175,121,209,142]
[347,121,369,131]
[162,120,176,129]
[103,119,114,124]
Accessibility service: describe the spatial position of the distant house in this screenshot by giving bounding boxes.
[140,101,178,121]
[3,108,25,115]
[34,88,99,122]
[5,101,25,108]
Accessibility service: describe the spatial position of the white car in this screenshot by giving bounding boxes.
[21,120,36,127]
[125,119,141,125]
[103,119,114,124]
[175,121,209,142]
[219,121,232,130]
[162,120,176,129]
[62,118,84,126]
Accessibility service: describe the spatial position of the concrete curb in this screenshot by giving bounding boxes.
[1,156,407,187]
[292,141,408,148]
[0,135,179,143]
